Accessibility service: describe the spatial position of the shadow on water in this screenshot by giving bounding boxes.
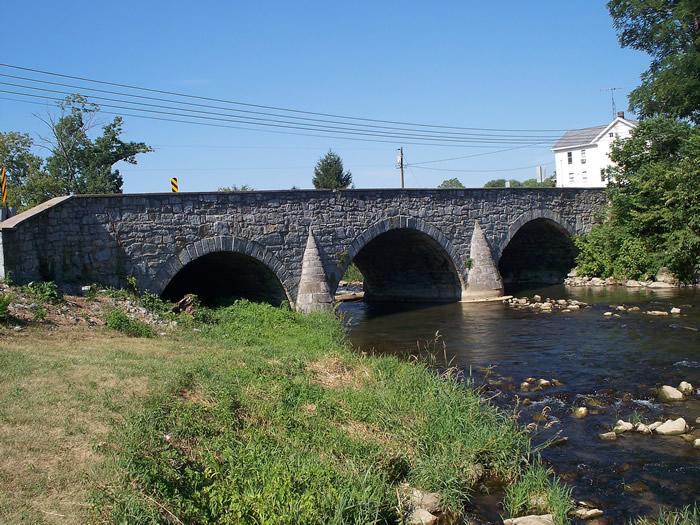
[340,285,700,522]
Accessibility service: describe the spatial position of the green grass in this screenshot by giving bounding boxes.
[0,292,13,321]
[99,301,542,524]
[105,308,155,338]
[0,299,574,524]
[342,263,364,282]
[503,462,572,525]
[629,505,700,525]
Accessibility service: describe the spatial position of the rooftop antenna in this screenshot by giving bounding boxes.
[602,87,620,119]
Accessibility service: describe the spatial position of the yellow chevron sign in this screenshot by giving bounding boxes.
[170,177,179,193]
[1,166,7,206]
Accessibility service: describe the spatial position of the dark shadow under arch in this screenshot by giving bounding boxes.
[498,218,577,288]
[161,251,288,306]
[350,228,462,302]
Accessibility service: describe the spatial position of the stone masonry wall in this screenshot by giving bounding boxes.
[0,189,606,306]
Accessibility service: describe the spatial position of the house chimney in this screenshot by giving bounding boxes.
[617,111,625,119]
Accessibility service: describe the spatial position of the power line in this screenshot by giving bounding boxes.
[0,73,567,140]
[3,91,549,149]
[2,88,585,147]
[0,63,580,133]
[409,161,554,173]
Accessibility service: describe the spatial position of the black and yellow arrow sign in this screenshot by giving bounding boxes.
[1,166,7,206]
[170,177,179,193]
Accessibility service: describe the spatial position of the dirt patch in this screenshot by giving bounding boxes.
[342,419,391,445]
[307,356,370,388]
[179,387,215,407]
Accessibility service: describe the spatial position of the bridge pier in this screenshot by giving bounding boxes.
[463,221,504,300]
[295,231,334,313]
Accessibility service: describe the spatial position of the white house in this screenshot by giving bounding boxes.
[552,112,637,188]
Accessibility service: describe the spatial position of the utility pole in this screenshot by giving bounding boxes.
[396,147,404,188]
[603,87,620,119]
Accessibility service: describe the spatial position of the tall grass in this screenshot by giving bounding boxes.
[629,505,700,525]
[99,300,546,524]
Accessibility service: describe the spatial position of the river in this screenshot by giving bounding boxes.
[340,285,700,523]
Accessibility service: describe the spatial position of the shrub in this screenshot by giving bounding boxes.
[25,281,62,304]
[105,308,154,338]
[0,293,13,321]
[139,291,168,315]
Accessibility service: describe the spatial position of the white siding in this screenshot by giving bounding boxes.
[554,118,636,188]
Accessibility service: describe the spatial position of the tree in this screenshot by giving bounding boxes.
[0,132,50,209]
[483,178,523,188]
[41,95,152,195]
[522,176,556,188]
[576,117,700,281]
[312,150,352,189]
[218,185,254,192]
[608,0,700,122]
[437,178,465,189]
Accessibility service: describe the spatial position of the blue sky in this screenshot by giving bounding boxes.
[1,1,649,191]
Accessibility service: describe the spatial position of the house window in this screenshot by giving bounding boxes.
[609,132,614,137]
[582,171,588,182]
[568,173,575,183]
[581,149,586,164]
[567,152,573,164]
[600,169,606,182]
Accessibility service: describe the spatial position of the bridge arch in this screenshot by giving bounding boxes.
[497,210,577,287]
[337,217,466,302]
[152,236,293,306]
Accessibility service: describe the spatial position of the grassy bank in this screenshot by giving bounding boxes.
[0,297,572,523]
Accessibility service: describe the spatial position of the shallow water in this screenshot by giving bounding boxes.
[340,285,700,522]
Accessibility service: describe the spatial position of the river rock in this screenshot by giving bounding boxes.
[569,304,580,310]
[613,420,634,433]
[407,508,438,525]
[599,431,617,441]
[625,279,643,287]
[648,281,675,289]
[635,423,651,434]
[671,307,681,314]
[504,515,554,525]
[649,421,663,431]
[647,310,669,316]
[407,487,441,514]
[628,306,641,312]
[590,277,605,286]
[520,382,530,391]
[532,295,542,302]
[654,417,688,436]
[573,407,588,418]
[678,381,693,395]
[694,439,700,449]
[573,507,604,520]
[616,305,626,311]
[538,379,551,388]
[655,267,676,284]
[603,312,613,317]
[658,385,684,402]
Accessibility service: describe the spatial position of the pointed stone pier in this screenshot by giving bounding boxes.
[296,231,334,312]
[463,221,504,300]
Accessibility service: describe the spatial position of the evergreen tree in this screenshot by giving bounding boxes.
[312,150,352,189]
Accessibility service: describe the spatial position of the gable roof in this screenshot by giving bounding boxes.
[552,125,607,150]
[552,117,638,151]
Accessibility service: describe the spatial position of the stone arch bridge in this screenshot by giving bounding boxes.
[0,189,606,311]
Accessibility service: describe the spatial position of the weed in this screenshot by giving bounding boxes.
[342,262,364,282]
[105,308,154,338]
[139,291,168,315]
[503,461,572,525]
[0,292,13,321]
[629,505,700,525]
[24,281,62,304]
[31,304,47,321]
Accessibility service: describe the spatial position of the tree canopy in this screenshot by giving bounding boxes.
[437,178,465,189]
[575,117,700,282]
[312,150,352,190]
[0,95,151,210]
[608,0,700,122]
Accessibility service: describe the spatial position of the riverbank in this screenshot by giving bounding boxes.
[0,287,571,524]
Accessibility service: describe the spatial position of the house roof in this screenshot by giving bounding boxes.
[552,117,639,151]
[552,125,607,150]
